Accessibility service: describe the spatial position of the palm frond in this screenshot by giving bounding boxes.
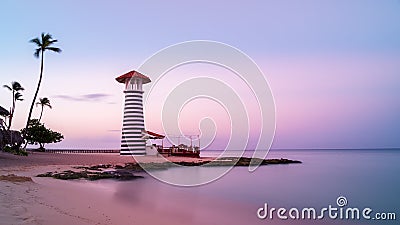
[41,32,48,41]
[0,106,10,117]
[3,85,12,91]
[29,38,41,45]
[43,40,59,49]
[48,39,58,44]
[42,97,50,103]
[46,47,62,53]
[43,33,52,40]
[34,48,41,58]
[15,92,23,101]
[11,81,24,91]
[37,97,52,108]
[31,33,61,56]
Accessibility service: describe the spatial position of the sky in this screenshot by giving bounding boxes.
[0,0,399,150]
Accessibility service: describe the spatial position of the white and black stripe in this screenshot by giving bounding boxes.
[120,90,146,155]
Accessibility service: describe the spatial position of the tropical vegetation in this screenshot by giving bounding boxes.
[36,97,52,122]
[3,81,24,130]
[24,33,61,139]
[1,32,63,154]
[21,119,64,151]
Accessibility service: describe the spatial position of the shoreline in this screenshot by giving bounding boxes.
[0,151,302,225]
[2,151,301,181]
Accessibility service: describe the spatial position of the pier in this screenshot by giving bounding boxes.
[41,149,120,154]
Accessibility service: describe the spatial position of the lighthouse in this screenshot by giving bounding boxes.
[116,70,151,155]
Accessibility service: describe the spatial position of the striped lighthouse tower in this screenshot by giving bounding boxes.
[116,70,151,155]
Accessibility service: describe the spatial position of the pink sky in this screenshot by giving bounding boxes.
[1,1,399,150]
[2,52,393,150]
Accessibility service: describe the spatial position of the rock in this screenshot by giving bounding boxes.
[36,157,301,181]
[37,169,143,181]
[0,174,33,182]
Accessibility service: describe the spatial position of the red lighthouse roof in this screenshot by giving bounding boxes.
[115,70,151,84]
[145,130,165,139]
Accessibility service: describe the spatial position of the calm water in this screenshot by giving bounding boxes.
[91,149,400,225]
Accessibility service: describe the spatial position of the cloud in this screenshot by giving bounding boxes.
[81,93,110,100]
[53,93,112,102]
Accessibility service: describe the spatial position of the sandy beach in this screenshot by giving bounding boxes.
[1,150,388,225]
[1,151,253,225]
[0,152,188,224]
[0,151,354,225]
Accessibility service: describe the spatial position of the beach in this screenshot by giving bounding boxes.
[1,150,398,225]
[2,151,283,225]
[0,151,217,225]
[0,151,302,225]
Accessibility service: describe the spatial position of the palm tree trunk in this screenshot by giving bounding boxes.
[7,110,12,130]
[38,106,44,123]
[7,91,15,130]
[23,50,44,148]
[8,105,16,131]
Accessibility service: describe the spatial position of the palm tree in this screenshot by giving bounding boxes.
[0,106,9,117]
[0,106,10,129]
[24,33,61,137]
[36,97,52,122]
[3,81,24,130]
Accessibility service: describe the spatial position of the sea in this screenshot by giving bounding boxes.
[83,149,400,225]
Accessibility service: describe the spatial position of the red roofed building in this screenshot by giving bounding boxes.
[145,130,165,139]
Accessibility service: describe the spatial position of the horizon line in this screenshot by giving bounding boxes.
[30,147,400,151]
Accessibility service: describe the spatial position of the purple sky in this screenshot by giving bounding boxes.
[0,0,399,149]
